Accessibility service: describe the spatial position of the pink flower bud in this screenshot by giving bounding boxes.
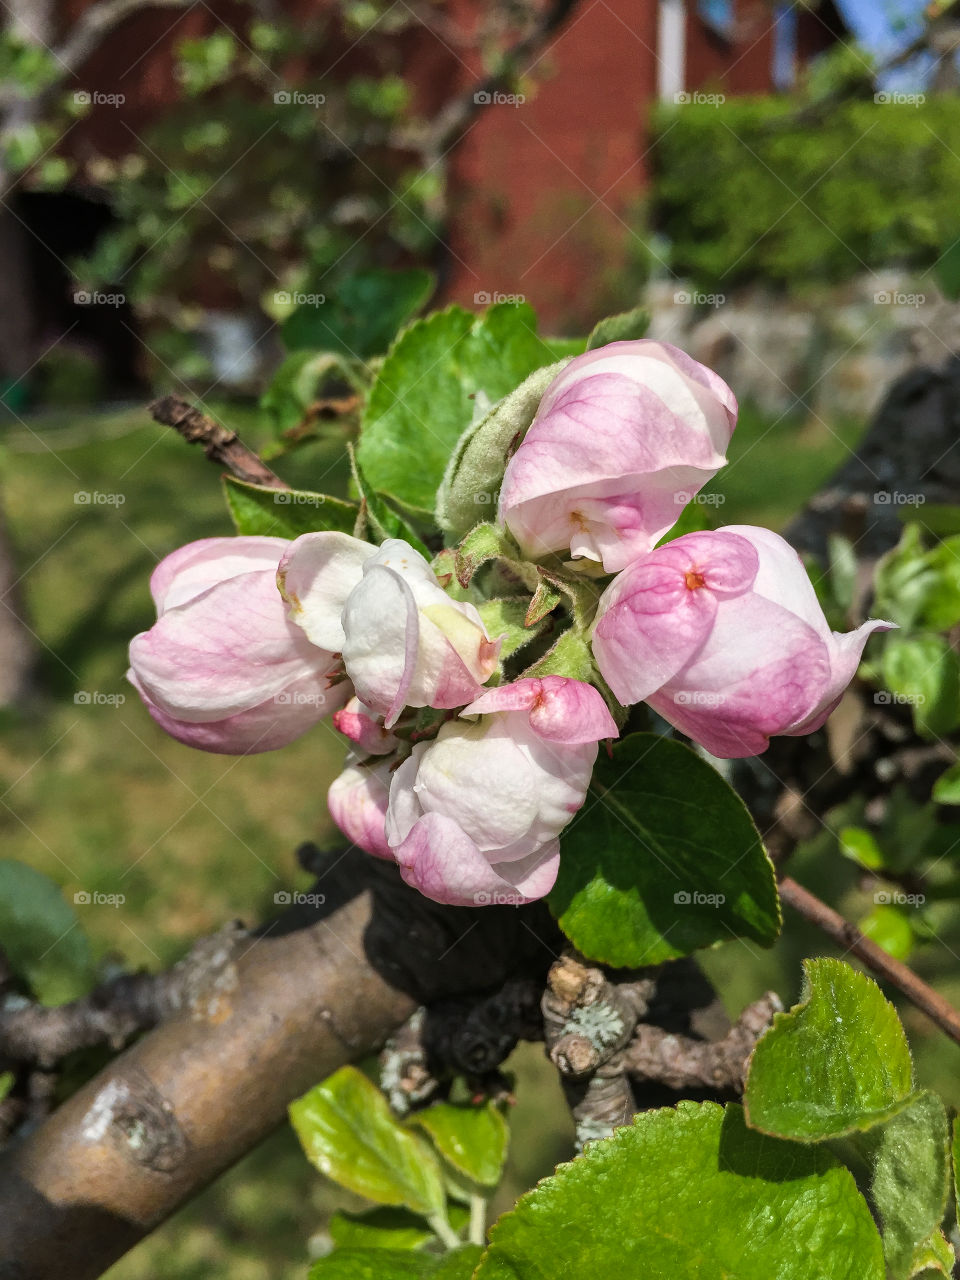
[498,340,737,572]
[384,677,617,906]
[332,696,400,755]
[327,756,394,858]
[592,526,893,758]
[128,537,346,754]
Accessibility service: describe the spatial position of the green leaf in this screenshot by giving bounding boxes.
[348,445,431,558]
[549,734,779,967]
[908,1230,955,1278]
[329,1208,435,1252]
[525,577,563,626]
[859,1091,950,1280]
[953,1114,960,1224]
[223,476,358,538]
[411,1101,508,1188]
[0,860,94,1004]
[358,303,560,514]
[436,361,565,541]
[283,269,434,358]
[452,523,524,589]
[932,761,960,804]
[881,633,960,738]
[260,350,360,435]
[521,629,596,683]
[0,1071,13,1102]
[290,1067,446,1216]
[744,959,915,1142]
[838,825,884,871]
[586,306,650,349]
[310,1248,482,1280]
[475,1102,883,1280]
[476,598,546,662]
[859,905,914,962]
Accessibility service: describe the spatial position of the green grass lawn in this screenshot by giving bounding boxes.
[0,396,874,1277]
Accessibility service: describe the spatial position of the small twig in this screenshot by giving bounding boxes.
[149,396,286,489]
[779,875,960,1046]
[0,924,247,1070]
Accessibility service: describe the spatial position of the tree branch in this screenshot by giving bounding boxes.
[779,875,960,1046]
[149,396,287,489]
[54,0,195,76]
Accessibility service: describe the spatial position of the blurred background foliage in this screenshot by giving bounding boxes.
[4,0,960,1275]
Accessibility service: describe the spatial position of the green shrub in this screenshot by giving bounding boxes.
[650,96,960,292]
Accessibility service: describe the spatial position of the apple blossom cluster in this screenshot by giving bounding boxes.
[128,339,890,906]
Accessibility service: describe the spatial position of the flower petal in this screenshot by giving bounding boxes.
[278,531,377,651]
[151,536,290,613]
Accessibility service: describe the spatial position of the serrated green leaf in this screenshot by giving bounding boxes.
[858,1091,950,1280]
[283,268,434,358]
[347,445,431,558]
[223,476,358,538]
[358,303,560,514]
[881,633,960,738]
[329,1208,435,1252]
[549,734,779,967]
[585,306,650,349]
[411,1101,508,1188]
[436,361,565,541]
[744,959,915,1142]
[310,1247,482,1280]
[932,761,960,805]
[290,1067,446,1216]
[475,1102,883,1280]
[0,860,94,1004]
[475,598,545,662]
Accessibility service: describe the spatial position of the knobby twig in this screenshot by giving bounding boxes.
[149,396,286,489]
[779,875,960,1046]
[0,925,247,1069]
[540,955,780,1148]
